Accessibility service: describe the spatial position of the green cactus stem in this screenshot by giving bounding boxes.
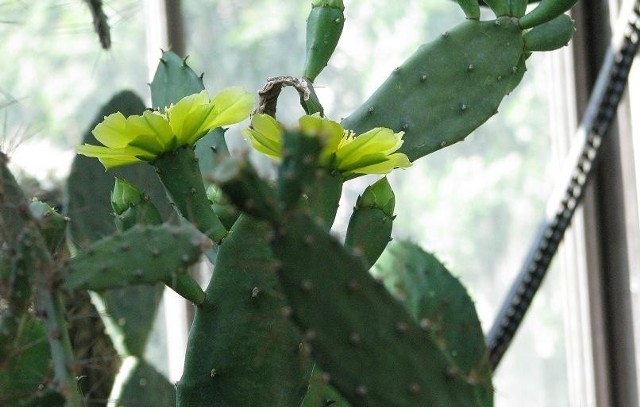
[373,242,493,405]
[482,0,510,16]
[177,215,310,406]
[523,14,575,52]
[61,224,207,292]
[150,51,205,110]
[209,156,280,223]
[206,184,241,230]
[304,168,342,230]
[509,0,529,17]
[518,0,577,29]
[35,288,83,407]
[454,0,481,19]
[278,130,323,211]
[154,146,228,242]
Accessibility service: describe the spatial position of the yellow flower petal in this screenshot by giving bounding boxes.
[299,114,343,152]
[126,111,175,153]
[336,128,403,162]
[243,114,411,176]
[341,152,412,175]
[167,88,253,145]
[207,87,255,128]
[80,88,252,170]
[179,103,219,145]
[166,90,210,143]
[243,128,281,159]
[242,114,283,159]
[92,112,129,148]
[76,144,153,169]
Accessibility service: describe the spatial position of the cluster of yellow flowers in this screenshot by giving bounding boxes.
[78,90,411,176]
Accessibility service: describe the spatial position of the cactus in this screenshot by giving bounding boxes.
[482,0,510,16]
[523,14,576,52]
[509,0,529,18]
[0,153,83,406]
[455,0,481,19]
[519,0,578,29]
[2,1,579,406]
[154,146,228,242]
[0,314,53,406]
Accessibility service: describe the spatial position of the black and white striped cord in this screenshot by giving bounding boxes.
[486,0,640,370]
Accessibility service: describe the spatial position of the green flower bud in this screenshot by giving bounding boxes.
[111,177,142,215]
[356,177,395,217]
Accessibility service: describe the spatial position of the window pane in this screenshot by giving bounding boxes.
[0,1,147,179]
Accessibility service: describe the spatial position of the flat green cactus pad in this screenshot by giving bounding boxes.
[342,17,524,162]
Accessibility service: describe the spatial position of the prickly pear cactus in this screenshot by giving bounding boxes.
[303,0,345,82]
[344,177,396,269]
[1,1,580,406]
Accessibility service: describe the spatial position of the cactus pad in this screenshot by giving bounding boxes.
[61,224,207,292]
[342,17,524,162]
[373,241,492,405]
[271,213,488,406]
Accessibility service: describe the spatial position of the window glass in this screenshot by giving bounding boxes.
[0,1,147,183]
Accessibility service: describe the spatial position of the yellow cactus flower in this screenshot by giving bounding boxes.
[77,87,254,169]
[242,113,284,160]
[242,113,411,176]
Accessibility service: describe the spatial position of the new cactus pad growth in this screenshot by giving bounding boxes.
[303,0,345,82]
